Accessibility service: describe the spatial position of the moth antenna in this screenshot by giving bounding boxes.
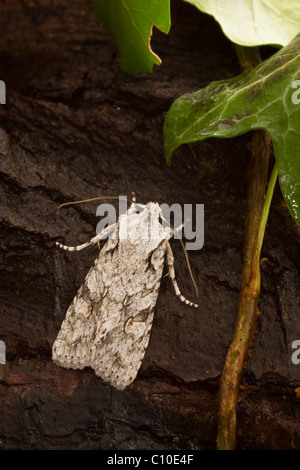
[57,195,123,210]
[179,238,199,298]
[57,194,137,210]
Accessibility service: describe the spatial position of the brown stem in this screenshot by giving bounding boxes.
[216,46,272,450]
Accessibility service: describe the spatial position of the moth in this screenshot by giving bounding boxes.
[52,195,198,390]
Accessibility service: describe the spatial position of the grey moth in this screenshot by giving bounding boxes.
[52,197,198,390]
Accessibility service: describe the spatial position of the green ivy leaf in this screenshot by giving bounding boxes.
[184,0,300,47]
[95,0,170,73]
[164,33,300,224]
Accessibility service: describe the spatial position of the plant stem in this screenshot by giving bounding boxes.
[252,164,278,269]
[216,161,277,450]
[235,45,262,72]
[216,44,277,450]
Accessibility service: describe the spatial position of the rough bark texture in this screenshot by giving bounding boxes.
[0,0,299,450]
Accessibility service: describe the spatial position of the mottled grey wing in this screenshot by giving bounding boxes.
[52,237,167,389]
[89,237,168,390]
[53,203,169,390]
[52,237,118,371]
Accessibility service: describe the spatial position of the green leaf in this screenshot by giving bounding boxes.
[164,33,300,224]
[95,0,170,73]
[184,0,300,46]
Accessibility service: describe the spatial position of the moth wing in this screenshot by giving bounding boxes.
[90,238,168,390]
[52,238,117,370]
[90,299,156,390]
[53,205,170,390]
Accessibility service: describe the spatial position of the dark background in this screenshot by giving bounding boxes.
[0,0,299,450]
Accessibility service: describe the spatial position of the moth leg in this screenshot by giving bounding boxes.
[166,242,198,308]
[56,223,117,252]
